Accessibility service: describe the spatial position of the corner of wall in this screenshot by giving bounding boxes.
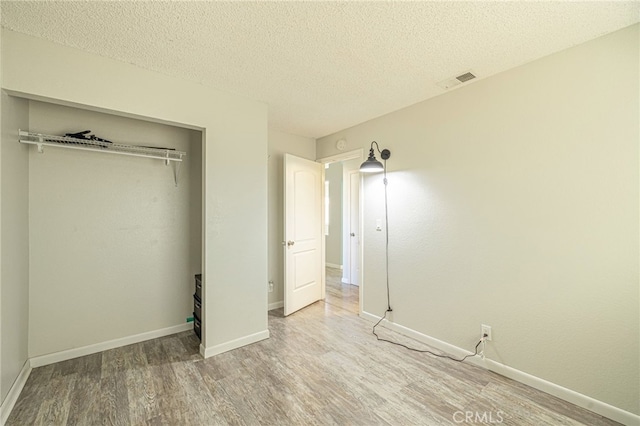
[0,359,31,425]
[0,92,30,407]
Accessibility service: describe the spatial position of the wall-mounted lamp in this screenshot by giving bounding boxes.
[360,140,393,316]
[360,141,391,173]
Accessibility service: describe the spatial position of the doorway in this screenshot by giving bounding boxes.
[319,149,363,314]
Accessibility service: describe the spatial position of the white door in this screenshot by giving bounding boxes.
[348,171,360,286]
[284,154,324,316]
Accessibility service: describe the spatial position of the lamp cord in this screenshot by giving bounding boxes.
[373,310,483,362]
[373,159,483,363]
[383,159,391,312]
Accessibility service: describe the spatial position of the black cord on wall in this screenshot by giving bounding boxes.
[383,160,391,312]
[372,311,484,362]
[372,160,484,363]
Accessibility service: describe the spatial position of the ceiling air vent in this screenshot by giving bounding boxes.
[436,70,477,90]
[456,72,476,83]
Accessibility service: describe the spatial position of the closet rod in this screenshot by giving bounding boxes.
[18,130,186,163]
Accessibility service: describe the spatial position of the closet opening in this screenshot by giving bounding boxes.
[19,99,204,359]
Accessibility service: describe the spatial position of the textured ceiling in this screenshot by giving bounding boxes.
[2,1,639,138]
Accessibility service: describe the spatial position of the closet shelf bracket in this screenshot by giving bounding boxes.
[19,129,187,186]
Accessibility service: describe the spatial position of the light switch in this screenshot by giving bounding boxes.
[376,219,382,231]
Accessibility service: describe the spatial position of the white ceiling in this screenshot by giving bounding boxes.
[2,1,638,139]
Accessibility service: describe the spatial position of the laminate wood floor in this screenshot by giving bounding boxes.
[7,273,619,426]
[324,266,359,314]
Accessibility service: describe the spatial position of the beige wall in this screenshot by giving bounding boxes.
[27,101,201,357]
[267,130,315,308]
[325,162,343,267]
[0,93,29,404]
[2,29,269,358]
[317,24,639,415]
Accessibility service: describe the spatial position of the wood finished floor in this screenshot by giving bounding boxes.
[324,266,359,314]
[7,269,619,425]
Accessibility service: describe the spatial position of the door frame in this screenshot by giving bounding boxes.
[317,148,364,315]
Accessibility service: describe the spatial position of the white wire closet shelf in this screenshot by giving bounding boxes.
[18,129,186,185]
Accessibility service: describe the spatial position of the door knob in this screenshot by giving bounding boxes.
[350,233,355,237]
[287,240,295,247]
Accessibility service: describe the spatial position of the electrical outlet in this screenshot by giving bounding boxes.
[268,280,274,292]
[481,324,492,341]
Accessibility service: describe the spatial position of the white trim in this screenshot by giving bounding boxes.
[360,311,639,426]
[325,263,343,270]
[268,301,284,310]
[201,329,270,358]
[341,278,350,284]
[482,359,639,426]
[321,165,327,308]
[0,359,31,426]
[29,323,192,368]
[360,310,475,360]
[357,172,364,317]
[3,90,204,131]
[317,148,363,164]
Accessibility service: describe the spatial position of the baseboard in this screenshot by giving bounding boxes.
[340,278,359,287]
[482,358,639,426]
[201,329,270,358]
[326,263,343,270]
[360,310,639,426]
[360,310,478,362]
[0,359,31,426]
[30,323,192,368]
[268,301,284,310]
[2,324,272,423]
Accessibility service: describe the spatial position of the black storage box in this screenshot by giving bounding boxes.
[195,274,202,300]
[193,314,201,340]
[193,273,203,341]
[193,294,202,321]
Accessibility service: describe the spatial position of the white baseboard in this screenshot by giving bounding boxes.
[340,278,359,286]
[1,359,31,426]
[360,310,639,426]
[268,301,284,311]
[482,358,639,426]
[3,324,273,423]
[326,263,343,270]
[30,323,192,368]
[201,329,270,358]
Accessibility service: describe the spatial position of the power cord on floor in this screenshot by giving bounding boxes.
[373,159,484,363]
[373,311,487,362]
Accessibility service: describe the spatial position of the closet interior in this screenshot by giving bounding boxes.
[10,98,203,358]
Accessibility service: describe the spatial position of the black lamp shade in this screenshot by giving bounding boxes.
[360,158,384,172]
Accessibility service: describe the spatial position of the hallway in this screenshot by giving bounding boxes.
[324,267,359,314]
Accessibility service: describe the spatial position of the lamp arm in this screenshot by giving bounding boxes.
[369,141,391,160]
